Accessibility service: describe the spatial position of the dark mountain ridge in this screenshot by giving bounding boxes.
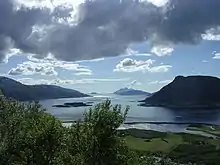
[142,75,220,109]
[0,76,89,101]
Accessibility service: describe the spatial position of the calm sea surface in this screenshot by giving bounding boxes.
[39,94,220,132]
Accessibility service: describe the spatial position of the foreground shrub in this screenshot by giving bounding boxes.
[67,100,136,165]
[0,98,66,165]
[0,98,136,165]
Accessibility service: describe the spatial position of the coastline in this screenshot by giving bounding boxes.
[138,103,220,110]
[62,121,220,138]
[62,120,220,126]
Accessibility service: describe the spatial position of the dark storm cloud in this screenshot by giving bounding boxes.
[42,0,220,61]
[0,0,53,62]
[157,0,220,44]
[0,36,12,62]
[39,0,163,61]
[1,0,220,62]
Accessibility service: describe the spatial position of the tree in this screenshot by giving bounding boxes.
[67,99,136,165]
[0,97,66,165]
[0,98,138,165]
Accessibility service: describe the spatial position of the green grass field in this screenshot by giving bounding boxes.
[124,134,182,152]
[120,127,220,164]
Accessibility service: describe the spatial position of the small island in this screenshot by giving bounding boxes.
[140,75,220,109]
[90,92,98,95]
[53,102,92,108]
[114,88,151,96]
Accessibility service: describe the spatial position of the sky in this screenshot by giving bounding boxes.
[0,0,220,93]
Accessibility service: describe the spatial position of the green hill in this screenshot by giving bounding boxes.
[0,76,89,101]
[142,75,220,109]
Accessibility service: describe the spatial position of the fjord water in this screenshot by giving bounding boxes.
[40,94,220,131]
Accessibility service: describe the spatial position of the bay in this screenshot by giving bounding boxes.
[39,94,220,132]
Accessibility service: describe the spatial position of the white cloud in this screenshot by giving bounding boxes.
[213,53,220,59]
[8,61,58,76]
[2,48,22,63]
[148,80,172,85]
[202,28,220,41]
[202,34,220,41]
[86,78,130,82]
[75,71,93,76]
[44,69,58,76]
[212,51,217,55]
[202,60,208,63]
[16,0,53,9]
[134,53,152,56]
[146,0,169,7]
[17,77,129,86]
[0,73,7,77]
[15,0,83,26]
[114,58,154,73]
[121,58,140,67]
[27,54,93,75]
[114,58,172,73]
[126,80,142,88]
[17,78,55,85]
[51,79,95,85]
[124,48,151,57]
[7,54,92,76]
[149,65,172,73]
[77,58,105,63]
[88,58,105,62]
[16,0,84,11]
[151,45,174,56]
[8,68,24,76]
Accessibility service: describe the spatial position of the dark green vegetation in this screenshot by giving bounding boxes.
[114,88,151,96]
[0,76,89,101]
[0,88,3,96]
[0,97,140,165]
[53,102,92,108]
[142,75,220,109]
[1,97,220,164]
[121,128,220,165]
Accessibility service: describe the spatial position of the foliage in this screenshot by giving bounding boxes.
[67,100,137,165]
[0,97,213,165]
[0,98,66,165]
[122,128,220,165]
[0,98,139,165]
[168,143,220,165]
[0,88,3,95]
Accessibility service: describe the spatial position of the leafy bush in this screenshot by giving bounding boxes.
[0,98,66,165]
[0,97,196,165]
[168,143,220,165]
[0,98,138,165]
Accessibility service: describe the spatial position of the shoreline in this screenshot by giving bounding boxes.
[138,103,220,110]
[62,120,220,126]
[62,121,220,138]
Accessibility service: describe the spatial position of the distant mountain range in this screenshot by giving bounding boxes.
[114,88,151,96]
[140,75,220,109]
[0,77,89,101]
